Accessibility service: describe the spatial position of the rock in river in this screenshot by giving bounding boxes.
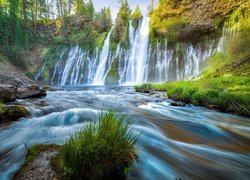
[0,105,30,123]
[0,85,17,102]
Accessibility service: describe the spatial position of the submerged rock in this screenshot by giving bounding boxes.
[0,105,29,123]
[170,101,186,107]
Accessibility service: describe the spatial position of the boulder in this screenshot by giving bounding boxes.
[0,105,30,122]
[0,85,17,102]
[14,144,60,180]
[170,101,186,107]
[17,85,47,99]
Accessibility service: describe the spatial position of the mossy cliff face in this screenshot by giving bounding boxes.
[150,0,248,42]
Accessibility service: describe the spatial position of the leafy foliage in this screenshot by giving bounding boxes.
[131,5,143,29]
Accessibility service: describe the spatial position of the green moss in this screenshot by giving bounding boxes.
[105,58,119,85]
[40,47,51,59]
[25,144,61,164]
[96,32,107,49]
[14,144,61,179]
[110,38,119,52]
[26,72,34,80]
[150,17,188,43]
[0,103,3,114]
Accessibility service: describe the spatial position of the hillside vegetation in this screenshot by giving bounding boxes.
[150,0,248,42]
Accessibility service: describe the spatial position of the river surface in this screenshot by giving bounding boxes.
[0,86,250,179]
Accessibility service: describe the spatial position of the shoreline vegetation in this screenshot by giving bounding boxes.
[135,76,250,117]
[14,111,138,180]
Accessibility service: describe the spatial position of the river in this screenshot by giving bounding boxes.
[0,86,250,179]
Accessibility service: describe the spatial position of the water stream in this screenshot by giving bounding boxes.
[0,87,249,179]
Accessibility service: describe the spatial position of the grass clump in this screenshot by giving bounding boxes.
[136,76,250,116]
[60,111,137,179]
[135,83,154,93]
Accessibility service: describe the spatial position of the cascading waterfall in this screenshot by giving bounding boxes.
[92,27,114,85]
[36,17,230,86]
[121,17,150,85]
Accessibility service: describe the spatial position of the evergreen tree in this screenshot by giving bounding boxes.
[114,0,130,42]
[85,0,94,20]
[73,0,85,16]
[95,7,112,30]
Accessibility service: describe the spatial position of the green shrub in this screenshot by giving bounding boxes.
[135,83,153,93]
[40,48,50,59]
[61,111,138,179]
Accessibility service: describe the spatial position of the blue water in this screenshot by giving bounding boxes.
[0,87,249,179]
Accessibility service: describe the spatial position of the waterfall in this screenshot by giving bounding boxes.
[92,27,114,85]
[35,63,46,81]
[121,18,150,85]
[36,17,231,86]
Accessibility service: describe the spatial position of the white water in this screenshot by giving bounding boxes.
[36,17,229,86]
[92,27,114,85]
[122,17,150,85]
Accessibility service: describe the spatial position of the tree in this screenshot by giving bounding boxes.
[95,7,112,30]
[131,5,143,29]
[85,0,94,20]
[73,0,85,16]
[114,0,131,42]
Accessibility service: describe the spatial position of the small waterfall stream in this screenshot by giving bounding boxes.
[35,17,230,86]
[92,27,114,85]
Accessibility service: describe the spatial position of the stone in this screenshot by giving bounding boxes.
[17,86,47,99]
[14,145,60,180]
[0,85,17,102]
[0,105,29,122]
[170,101,186,107]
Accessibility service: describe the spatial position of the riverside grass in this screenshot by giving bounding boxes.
[60,111,138,179]
[135,76,250,116]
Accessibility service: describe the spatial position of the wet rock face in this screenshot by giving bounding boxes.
[179,22,215,41]
[17,85,47,99]
[14,145,60,180]
[0,59,47,101]
[0,105,29,123]
[0,84,46,102]
[0,85,17,102]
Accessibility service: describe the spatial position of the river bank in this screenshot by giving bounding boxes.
[135,76,250,117]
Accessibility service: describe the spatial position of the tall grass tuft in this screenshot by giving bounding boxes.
[61,111,138,179]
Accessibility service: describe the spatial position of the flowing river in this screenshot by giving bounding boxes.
[0,86,250,179]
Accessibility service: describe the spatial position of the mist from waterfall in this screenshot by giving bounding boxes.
[35,17,229,86]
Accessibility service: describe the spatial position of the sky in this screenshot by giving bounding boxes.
[92,0,152,21]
